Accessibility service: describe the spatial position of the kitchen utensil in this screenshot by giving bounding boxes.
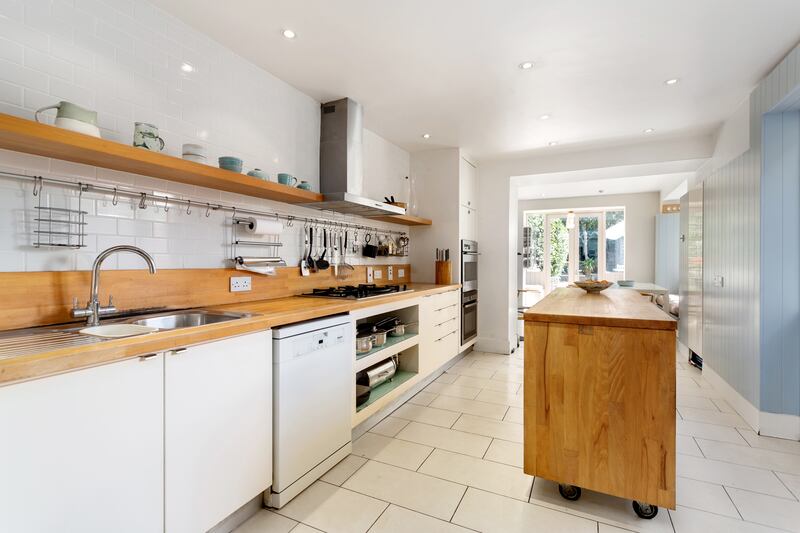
[573,280,613,293]
[35,101,101,137]
[360,357,397,388]
[356,384,371,406]
[277,173,297,186]
[435,259,452,284]
[247,168,270,180]
[372,329,388,347]
[307,227,317,272]
[362,233,377,258]
[356,333,374,354]
[374,316,400,330]
[219,156,243,173]
[317,229,330,270]
[388,322,418,337]
[299,226,310,276]
[133,122,165,151]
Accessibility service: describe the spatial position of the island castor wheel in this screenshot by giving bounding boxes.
[557,484,581,501]
[632,500,658,519]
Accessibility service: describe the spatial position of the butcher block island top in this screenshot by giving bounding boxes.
[523,288,677,515]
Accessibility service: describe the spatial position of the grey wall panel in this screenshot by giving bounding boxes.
[655,213,680,294]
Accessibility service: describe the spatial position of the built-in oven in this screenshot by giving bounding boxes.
[461,290,477,344]
[461,240,478,293]
[461,240,478,344]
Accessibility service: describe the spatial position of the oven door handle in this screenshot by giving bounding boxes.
[463,301,477,309]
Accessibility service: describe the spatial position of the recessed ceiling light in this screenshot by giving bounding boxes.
[422,133,431,139]
[282,29,296,39]
[644,128,655,134]
[539,114,551,120]
[548,141,559,147]
[664,78,680,85]
[519,61,534,70]
[180,62,194,73]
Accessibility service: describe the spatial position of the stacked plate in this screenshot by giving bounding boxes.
[182,143,207,163]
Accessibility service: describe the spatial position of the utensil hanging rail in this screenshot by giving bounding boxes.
[1,170,409,236]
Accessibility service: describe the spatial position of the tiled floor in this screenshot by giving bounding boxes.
[236,347,800,533]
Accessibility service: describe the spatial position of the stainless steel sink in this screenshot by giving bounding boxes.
[124,310,251,330]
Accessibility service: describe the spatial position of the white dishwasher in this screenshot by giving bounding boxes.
[267,314,353,508]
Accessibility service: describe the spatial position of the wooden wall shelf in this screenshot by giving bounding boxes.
[0,114,432,226]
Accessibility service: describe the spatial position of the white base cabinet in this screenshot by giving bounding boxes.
[165,332,272,533]
[0,330,272,533]
[420,289,460,373]
[0,355,164,533]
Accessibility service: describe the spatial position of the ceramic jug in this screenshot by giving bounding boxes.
[35,101,101,138]
[133,122,165,152]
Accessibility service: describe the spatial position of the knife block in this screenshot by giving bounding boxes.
[435,260,452,285]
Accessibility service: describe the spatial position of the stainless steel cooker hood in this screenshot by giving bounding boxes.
[302,98,405,217]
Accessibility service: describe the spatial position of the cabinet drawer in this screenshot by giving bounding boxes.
[431,302,458,323]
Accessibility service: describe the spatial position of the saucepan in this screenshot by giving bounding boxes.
[356,333,374,354]
[388,322,418,337]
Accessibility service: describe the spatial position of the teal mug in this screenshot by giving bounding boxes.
[297,180,312,191]
[277,173,297,186]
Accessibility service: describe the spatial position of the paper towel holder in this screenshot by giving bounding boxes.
[230,213,287,270]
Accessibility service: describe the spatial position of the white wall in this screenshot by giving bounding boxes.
[476,134,715,354]
[0,0,410,272]
[363,129,411,205]
[518,192,660,283]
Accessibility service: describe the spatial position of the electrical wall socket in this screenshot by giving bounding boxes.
[398,268,405,278]
[366,267,374,283]
[230,276,252,292]
[374,269,383,280]
[387,266,394,280]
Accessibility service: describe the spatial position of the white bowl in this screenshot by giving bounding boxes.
[182,154,207,163]
[182,143,206,156]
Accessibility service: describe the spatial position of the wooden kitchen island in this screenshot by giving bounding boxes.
[523,288,677,519]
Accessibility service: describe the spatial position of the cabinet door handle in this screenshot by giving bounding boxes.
[139,353,159,361]
[435,317,457,327]
[435,303,457,312]
[167,348,188,356]
[435,330,456,342]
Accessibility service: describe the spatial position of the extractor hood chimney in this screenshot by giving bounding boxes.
[302,98,405,217]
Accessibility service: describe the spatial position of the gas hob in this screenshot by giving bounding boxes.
[301,284,413,300]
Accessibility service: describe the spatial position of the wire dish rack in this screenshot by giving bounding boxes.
[33,179,87,249]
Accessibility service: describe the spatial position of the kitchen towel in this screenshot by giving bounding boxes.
[241,217,283,236]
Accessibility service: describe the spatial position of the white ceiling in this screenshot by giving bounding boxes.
[153,0,800,160]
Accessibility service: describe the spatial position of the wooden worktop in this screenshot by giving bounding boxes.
[0,284,459,386]
[523,287,676,331]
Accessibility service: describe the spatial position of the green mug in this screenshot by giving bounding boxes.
[297,181,312,191]
[277,173,297,186]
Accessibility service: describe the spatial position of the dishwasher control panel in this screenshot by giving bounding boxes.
[290,324,348,359]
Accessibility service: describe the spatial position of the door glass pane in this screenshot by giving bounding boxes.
[549,216,569,287]
[605,210,625,273]
[577,215,599,280]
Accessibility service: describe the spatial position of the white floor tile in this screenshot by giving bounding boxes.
[234,510,297,533]
[676,476,740,518]
[676,435,704,457]
[343,460,466,521]
[429,395,509,420]
[475,389,524,408]
[677,419,750,444]
[738,428,800,456]
[598,524,636,533]
[727,488,800,532]
[419,448,533,501]
[352,432,434,470]
[452,375,492,389]
[392,403,461,428]
[320,455,368,486]
[425,382,482,400]
[275,481,387,533]
[669,505,784,533]
[290,525,323,533]
[366,505,472,533]
[529,478,673,532]
[395,421,492,457]
[776,471,800,499]
[677,454,794,498]
[504,406,523,424]
[452,487,597,533]
[434,373,459,385]
[696,439,800,475]
[408,390,438,406]
[678,407,752,429]
[677,395,720,411]
[445,365,496,378]
[452,413,524,443]
[484,439,524,468]
[713,398,739,414]
[490,368,525,383]
[369,417,410,438]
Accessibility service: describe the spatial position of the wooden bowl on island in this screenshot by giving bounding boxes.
[573,280,613,293]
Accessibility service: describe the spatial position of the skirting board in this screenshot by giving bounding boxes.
[475,336,513,355]
[705,364,800,440]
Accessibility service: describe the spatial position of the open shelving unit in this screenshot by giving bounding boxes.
[355,332,418,372]
[356,370,416,413]
[0,113,432,226]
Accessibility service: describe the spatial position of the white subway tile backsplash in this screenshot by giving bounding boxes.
[0,37,24,64]
[0,16,49,53]
[85,215,117,235]
[49,78,94,108]
[0,59,48,92]
[0,80,22,106]
[117,218,152,237]
[50,38,94,70]
[25,47,73,81]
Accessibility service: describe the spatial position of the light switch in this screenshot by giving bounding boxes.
[387,266,394,280]
[366,267,374,283]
